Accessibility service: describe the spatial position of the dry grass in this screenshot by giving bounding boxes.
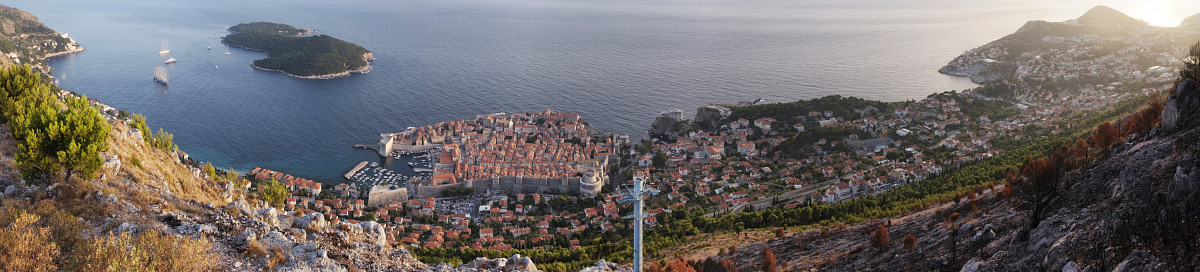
[0,200,217,272]
[76,229,217,271]
[266,245,288,270]
[104,121,229,209]
[0,208,59,272]
[224,205,244,218]
[244,239,268,259]
[0,125,23,184]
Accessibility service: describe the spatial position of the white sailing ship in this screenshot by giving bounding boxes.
[154,66,169,85]
[158,41,170,55]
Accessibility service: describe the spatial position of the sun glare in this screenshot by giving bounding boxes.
[1127,1,1182,27]
[1140,10,1174,26]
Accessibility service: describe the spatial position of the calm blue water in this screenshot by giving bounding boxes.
[11,0,1190,183]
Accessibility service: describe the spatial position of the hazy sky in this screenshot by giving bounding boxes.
[1081,0,1194,26]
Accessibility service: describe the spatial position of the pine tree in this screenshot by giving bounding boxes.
[261,178,290,209]
[55,95,111,182]
[203,163,217,179]
[1,65,110,184]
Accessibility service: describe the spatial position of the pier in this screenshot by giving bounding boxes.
[345,161,369,180]
[353,144,378,152]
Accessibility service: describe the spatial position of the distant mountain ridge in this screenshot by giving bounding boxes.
[1074,5,1147,26]
[1181,13,1200,29]
[939,5,1191,97]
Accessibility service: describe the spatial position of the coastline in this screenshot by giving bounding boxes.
[42,46,86,59]
[938,68,986,83]
[250,61,371,79]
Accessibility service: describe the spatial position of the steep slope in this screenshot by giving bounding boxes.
[720,56,1200,272]
[0,78,547,272]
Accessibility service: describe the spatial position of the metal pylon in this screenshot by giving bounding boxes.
[620,174,658,272]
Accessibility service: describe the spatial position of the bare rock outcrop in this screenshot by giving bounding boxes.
[694,104,730,130]
[578,260,632,272]
[1161,78,1199,132]
[423,254,540,272]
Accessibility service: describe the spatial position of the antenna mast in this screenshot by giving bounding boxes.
[621,172,658,272]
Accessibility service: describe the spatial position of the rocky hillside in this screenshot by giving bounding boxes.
[0,87,553,271]
[714,53,1200,271]
[0,4,83,75]
[939,5,1191,95]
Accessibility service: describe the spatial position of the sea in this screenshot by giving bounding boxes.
[10,0,1191,183]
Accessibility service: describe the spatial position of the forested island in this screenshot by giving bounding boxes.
[222,22,372,79]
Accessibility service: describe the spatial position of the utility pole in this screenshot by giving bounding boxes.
[621,173,658,272]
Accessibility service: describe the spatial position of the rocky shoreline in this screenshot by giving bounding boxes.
[250,59,371,80]
[937,60,1015,84]
[42,46,86,59]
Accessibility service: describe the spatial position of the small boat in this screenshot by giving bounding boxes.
[225,51,231,55]
[158,41,170,55]
[164,57,177,64]
[207,45,212,50]
[215,65,219,69]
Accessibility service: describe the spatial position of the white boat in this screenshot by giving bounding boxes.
[207,45,211,50]
[225,45,231,55]
[158,41,170,55]
[154,66,169,85]
[164,57,177,64]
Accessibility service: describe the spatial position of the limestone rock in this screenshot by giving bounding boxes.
[1161,98,1179,131]
[236,230,257,249]
[959,258,983,272]
[501,254,538,272]
[226,201,250,215]
[1169,166,1198,201]
[295,212,328,230]
[360,221,387,247]
[579,260,632,272]
[1162,78,1199,132]
[1112,251,1163,272]
[1061,261,1080,272]
[176,222,218,236]
[256,207,280,227]
[118,222,138,233]
[648,116,677,137]
[694,105,728,130]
